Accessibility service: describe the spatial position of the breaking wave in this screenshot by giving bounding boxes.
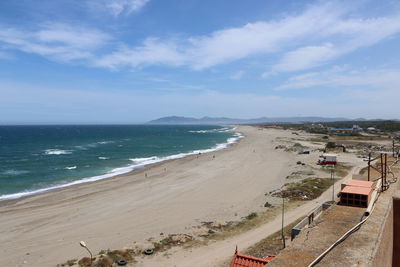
[44,149,72,155]
[1,170,30,176]
[64,166,77,170]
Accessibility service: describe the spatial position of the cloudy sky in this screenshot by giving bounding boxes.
[0,0,399,124]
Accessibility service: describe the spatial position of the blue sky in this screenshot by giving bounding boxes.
[0,0,399,124]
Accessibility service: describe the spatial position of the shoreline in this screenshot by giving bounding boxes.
[0,138,242,208]
[0,127,243,202]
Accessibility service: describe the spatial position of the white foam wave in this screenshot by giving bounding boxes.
[98,157,109,160]
[127,132,244,168]
[75,141,113,150]
[75,144,94,150]
[130,157,158,164]
[1,170,30,176]
[64,166,77,170]
[0,131,244,201]
[97,141,113,145]
[44,149,72,155]
[189,127,232,134]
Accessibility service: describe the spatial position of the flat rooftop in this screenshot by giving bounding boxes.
[341,185,372,195]
[344,179,374,188]
[268,205,365,267]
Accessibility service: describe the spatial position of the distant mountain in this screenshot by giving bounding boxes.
[147,116,355,125]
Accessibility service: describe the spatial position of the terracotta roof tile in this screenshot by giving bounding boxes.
[230,252,275,267]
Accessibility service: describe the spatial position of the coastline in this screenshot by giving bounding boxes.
[0,126,361,266]
[0,126,242,202]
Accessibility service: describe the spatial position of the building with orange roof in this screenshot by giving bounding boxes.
[341,179,374,189]
[230,248,275,267]
[339,180,374,208]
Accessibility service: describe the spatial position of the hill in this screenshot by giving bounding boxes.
[147,116,353,125]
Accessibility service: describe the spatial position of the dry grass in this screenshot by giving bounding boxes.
[104,249,134,262]
[318,163,351,177]
[218,215,304,267]
[151,234,194,252]
[77,257,93,267]
[244,218,303,257]
[286,170,316,179]
[204,201,307,244]
[58,259,77,267]
[271,178,337,201]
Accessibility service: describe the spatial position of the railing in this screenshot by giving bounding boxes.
[291,202,333,240]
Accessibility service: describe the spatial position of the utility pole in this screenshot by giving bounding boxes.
[331,167,335,203]
[381,153,384,192]
[281,191,286,249]
[393,139,395,157]
[385,153,388,189]
[367,152,371,181]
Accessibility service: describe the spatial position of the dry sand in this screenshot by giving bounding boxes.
[0,126,362,267]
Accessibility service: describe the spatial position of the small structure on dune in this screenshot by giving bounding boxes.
[329,124,362,133]
[230,247,275,267]
[318,154,337,165]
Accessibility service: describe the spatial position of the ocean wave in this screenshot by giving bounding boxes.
[127,132,244,169]
[64,166,77,170]
[97,141,114,145]
[1,170,30,176]
[188,127,232,134]
[98,157,109,160]
[0,131,244,201]
[44,149,72,155]
[75,145,94,150]
[75,141,113,150]
[130,157,158,164]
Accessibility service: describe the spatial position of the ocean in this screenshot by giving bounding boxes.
[0,125,241,200]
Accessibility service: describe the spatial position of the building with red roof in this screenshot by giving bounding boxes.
[230,248,275,267]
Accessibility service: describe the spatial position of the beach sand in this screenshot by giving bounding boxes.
[0,126,359,266]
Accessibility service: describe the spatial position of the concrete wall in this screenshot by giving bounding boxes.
[291,202,331,240]
[370,192,397,267]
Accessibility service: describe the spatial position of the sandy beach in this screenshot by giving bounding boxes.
[0,126,361,266]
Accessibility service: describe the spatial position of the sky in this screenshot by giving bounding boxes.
[0,0,400,124]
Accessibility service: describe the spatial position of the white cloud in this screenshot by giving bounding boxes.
[94,1,400,71]
[106,0,150,17]
[93,2,342,70]
[276,67,400,90]
[272,43,338,72]
[186,2,345,70]
[1,1,400,73]
[94,37,185,69]
[0,23,110,62]
[272,15,400,73]
[35,23,109,49]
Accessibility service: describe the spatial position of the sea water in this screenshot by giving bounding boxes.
[0,125,241,200]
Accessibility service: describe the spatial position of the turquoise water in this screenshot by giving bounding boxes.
[0,125,240,200]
